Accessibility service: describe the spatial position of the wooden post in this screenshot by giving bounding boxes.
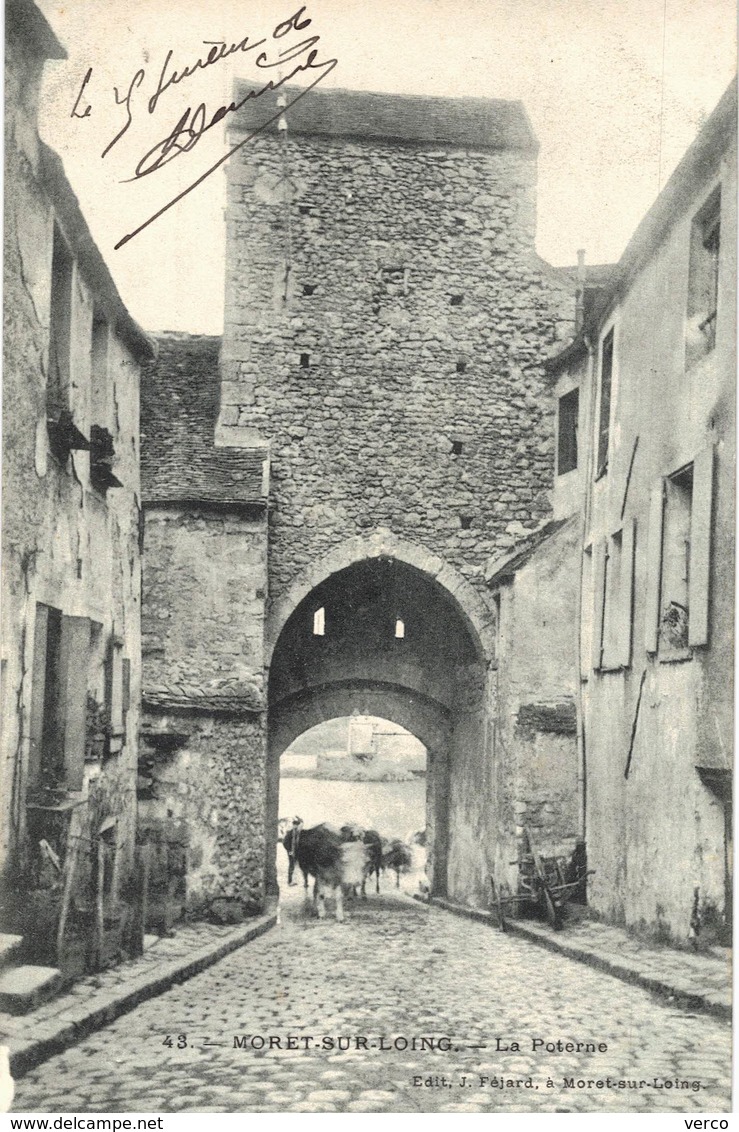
[56,820,81,963]
[94,837,105,970]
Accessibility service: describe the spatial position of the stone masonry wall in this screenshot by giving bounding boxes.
[140,506,269,911]
[221,128,576,606]
[139,713,267,917]
[142,506,267,707]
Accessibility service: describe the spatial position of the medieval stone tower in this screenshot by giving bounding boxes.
[219,85,573,587]
[141,86,576,917]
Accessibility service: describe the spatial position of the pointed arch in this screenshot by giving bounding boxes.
[266,528,496,664]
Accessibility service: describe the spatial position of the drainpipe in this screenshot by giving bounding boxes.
[575,249,586,333]
[575,328,597,842]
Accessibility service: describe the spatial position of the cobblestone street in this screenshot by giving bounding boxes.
[15,887,731,1114]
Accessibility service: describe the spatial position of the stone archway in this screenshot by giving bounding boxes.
[266,529,496,665]
[266,551,492,903]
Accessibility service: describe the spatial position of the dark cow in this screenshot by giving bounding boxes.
[383,838,413,887]
[293,823,367,921]
[361,829,383,896]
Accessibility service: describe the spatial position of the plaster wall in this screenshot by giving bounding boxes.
[582,134,735,941]
[2,18,144,968]
[490,519,581,895]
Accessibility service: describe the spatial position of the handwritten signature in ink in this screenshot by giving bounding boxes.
[69,8,337,249]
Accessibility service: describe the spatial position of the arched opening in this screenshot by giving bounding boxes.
[266,555,489,901]
[275,716,429,900]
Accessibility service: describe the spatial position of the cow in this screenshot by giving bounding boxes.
[383,838,413,887]
[340,824,383,897]
[293,823,367,921]
[361,829,383,896]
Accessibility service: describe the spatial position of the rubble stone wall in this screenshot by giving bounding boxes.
[220,131,576,605]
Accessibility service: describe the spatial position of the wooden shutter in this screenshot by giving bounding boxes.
[688,446,715,647]
[644,483,665,653]
[122,659,131,716]
[590,539,607,670]
[60,615,91,790]
[109,640,124,752]
[28,604,51,787]
[618,516,636,668]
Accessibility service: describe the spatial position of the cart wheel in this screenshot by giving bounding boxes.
[542,881,562,931]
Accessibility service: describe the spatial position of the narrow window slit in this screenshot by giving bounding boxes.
[460,515,473,530]
[300,353,310,368]
[395,619,405,639]
[313,607,325,636]
[451,440,464,456]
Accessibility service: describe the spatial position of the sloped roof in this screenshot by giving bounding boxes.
[7,0,67,61]
[485,516,578,587]
[229,82,539,153]
[545,78,737,372]
[141,334,267,506]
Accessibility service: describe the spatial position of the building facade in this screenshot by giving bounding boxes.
[547,81,736,943]
[1,0,153,975]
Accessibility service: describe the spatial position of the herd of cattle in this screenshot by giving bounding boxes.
[278,818,426,922]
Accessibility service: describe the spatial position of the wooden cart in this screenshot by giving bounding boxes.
[490,826,590,932]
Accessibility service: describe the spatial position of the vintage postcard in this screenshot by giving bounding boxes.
[1,0,735,1119]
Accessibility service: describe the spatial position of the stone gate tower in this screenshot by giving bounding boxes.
[141,85,577,918]
[219,85,573,589]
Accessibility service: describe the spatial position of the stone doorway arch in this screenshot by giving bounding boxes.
[266,549,492,902]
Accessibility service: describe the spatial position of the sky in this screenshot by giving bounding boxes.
[36,0,736,336]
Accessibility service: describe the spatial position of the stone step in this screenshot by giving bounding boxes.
[0,965,62,1014]
[0,934,24,970]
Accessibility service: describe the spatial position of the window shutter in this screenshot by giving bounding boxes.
[122,659,131,715]
[618,516,636,667]
[28,604,51,787]
[60,615,91,790]
[688,446,715,647]
[109,640,124,751]
[591,539,607,670]
[644,483,665,653]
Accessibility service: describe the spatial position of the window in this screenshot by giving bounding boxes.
[394,618,405,639]
[29,606,91,792]
[686,189,721,369]
[596,330,614,478]
[557,388,579,475]
[48,224,74,418]
[659,468,692,654]
[47,225,89,463]
[451,440,464,456]
[644,448,715,654]
[312,607,325,636]
[90,308,109,429]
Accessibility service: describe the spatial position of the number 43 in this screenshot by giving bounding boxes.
[163,1035,187,1048]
